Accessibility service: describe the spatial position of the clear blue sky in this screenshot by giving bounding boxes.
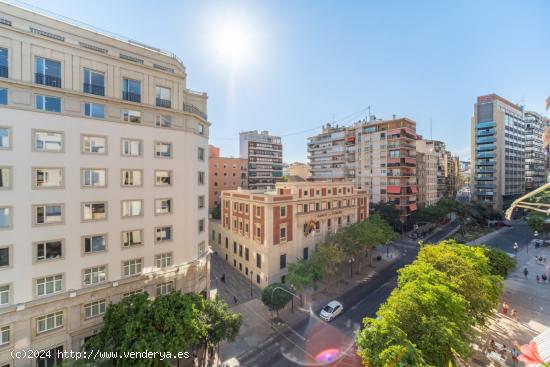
[20,0,550,161]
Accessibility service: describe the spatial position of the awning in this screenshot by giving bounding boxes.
[387,128,401,135]
[405,157,416,164]
[387,186,401,194]
[388,158,401,164]
[408,204,417,211]
[411,186,418,193]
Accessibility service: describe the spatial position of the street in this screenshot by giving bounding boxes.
[239,221,460,367]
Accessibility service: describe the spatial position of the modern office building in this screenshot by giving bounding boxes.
[288,162,311,180]
[471,94,526,211]
[524,111,549,190]
[209,145,247,209]
[0,3,209,364]
[307,124,356,182]
[415,139,438,208]
[239,130,283,190]
[209,181,368,288]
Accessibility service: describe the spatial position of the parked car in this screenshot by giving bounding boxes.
[320,300,344,322]
[221,358,240,367]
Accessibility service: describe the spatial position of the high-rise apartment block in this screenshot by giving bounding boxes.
[471,94,526,211]
[239,130,283,190]
[209,145,247,209]
[210,181,368,287]
[524,111,549,190]
[415,139,438,208]
[0,3,209,363]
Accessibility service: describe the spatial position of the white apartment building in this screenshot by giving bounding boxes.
[307,124,355,182]
[0,3,209,365]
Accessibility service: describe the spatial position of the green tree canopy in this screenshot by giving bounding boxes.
[211,204,221,220]
[286,258,323,291]
[480,246,516,277]
[195,296,243,354]
[261,283,293,315]
[310,242,345,276]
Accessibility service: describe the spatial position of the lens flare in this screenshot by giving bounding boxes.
[315,348,341,363]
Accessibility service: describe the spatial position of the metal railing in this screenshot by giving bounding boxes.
[35,73,61,88]
[83,83,105,96]
[156,98,171,109]
[122,91,141,103]
[183,102,207,120]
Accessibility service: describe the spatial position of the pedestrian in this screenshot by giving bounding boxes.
[543,273,548,282]
[489,339,497,351]
[502,302,509,315]
[221,273,226,283]
[524,267,529,278]
[537,275,540,283]
[511,308,518,320]
[511,346,520,366]
[233,295,238,304]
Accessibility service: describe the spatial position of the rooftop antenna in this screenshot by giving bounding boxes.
[430,119,433,140]
[367,105,372,121]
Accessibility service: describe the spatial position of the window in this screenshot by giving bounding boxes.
[83,266,107,285]
[35,240,63,262]
[155,86,171,108]
[245,248,249,261]
[121,138,142,157]
[198,219,205,233]
[83,68,105,96]
[122,78,141,102]
[34,167,63,188]
[0,88,6,105]
[303,247,309,260]
[156,281,174,296]
[0,167,11,189]
[121,169,142,187]
[198,241,206,256]
[280,254,287,269]
[280,206,286,217]
[156,115,172,128]
[155,198,172,215]
[84,102,105,118]
[0,207,11,229]
[0,246,9,268]
[82,135,107,154]
[34,130,63,152]
[0,285,9,305]
[123,289,143,298]
[0,47,7,78]
[155,226,173,242]
[35,57,61,87]
[82,202,107,221]
[155,170,172,186]
[122,258,142,277]
[197,123,205,135]
[36,311,63,334]
[122,229,143,248]
[123,109,141,123]
[198,195,205,209]
[34,204,63,225]
[37,345,64,367]
[0,127,11,149]
[155,253,173,268]
[198,171,205,185]
[154,141,172,158]
[198,147,205,161]
[36,274,63,296]
[256,253,261,268]
[83,234,107,254]
[0,325,9,346]
[82,168,107,188]
[122,200,143,217]
[84,299,106,319]
[280,227,287,241]
[35,95,61,112]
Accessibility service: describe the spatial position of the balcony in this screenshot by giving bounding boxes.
[35,73,61,88]
[476,145,495,152]
[83,83,105,96]
[476,137,496,144]
[477,121,496,129]
[476,152,495,159]
[0,65,7,78]
[123,91,141,103]
[183,102,207,120]
[156,98,171,109]
[477,129,496,137]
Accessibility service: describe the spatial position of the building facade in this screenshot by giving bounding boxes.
[471,94,525,211]
[239,130,283,190]
[307,124,355,182]
[288,162,311,180]
[524,111,549,190]
[415,139,438,208]
[209,145,247,209]
[0,3,209,365]
[209,181,368,288]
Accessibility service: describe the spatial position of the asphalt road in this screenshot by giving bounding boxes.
[239,221,460,367]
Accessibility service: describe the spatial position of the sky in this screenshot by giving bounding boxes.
[17,0,550,161]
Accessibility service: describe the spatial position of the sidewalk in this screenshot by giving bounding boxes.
[219,245,401,362]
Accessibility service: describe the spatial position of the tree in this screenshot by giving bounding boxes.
[286,258,323,291]
[85,292,205,366]
[370,201,401,230]
[480,246,516,277]
[310,242,345,277]
[211,204,221,220]
[526,213,547,237]
[261,283,293,317]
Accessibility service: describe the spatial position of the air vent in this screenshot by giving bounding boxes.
[0,18,12,26]
[79,41,108,54]
[119,53,144,64]
[30,27,65,41]
[153,64,175,73]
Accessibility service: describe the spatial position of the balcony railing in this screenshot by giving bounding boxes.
[156,98,171,109]
[83,83,105,96]
[123,91,141,103]
[183,102,207,120]
[0,65,7,78]
[35,73,61,88]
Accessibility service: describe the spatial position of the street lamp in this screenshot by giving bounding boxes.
[348,257,355,278]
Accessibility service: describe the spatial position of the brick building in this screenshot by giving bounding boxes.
[209,145,247,209]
